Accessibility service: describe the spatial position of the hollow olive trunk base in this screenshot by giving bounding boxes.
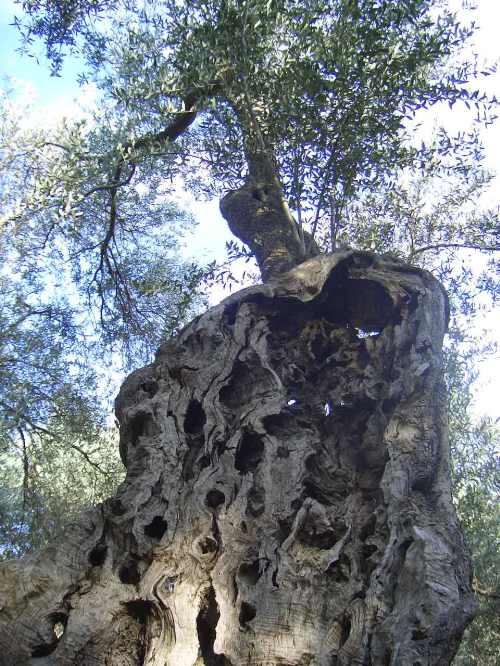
[0,252,474,665]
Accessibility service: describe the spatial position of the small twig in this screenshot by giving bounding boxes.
[70,443,109,476]
[18,427,29,512]
[412,242,500,257]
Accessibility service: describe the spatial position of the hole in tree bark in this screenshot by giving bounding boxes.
[355,327,381,338]
[382,398,396,414]
[162,576,177,594]
[275,517,293,544]
[199,454,211,469]
[262,412,293,436]
[339,615,351,648]
[125,599,154,624]
[119,560,141,585]
[31,613,67,658]
[251,186,268,201]
[219,358,274,411]
[197,537,218,555]
[239,601,257,627]
[184,399,206,435]
[109,498,126,515]
[412,628,427,641]
[325,554,351,582]
[128,411,158,447]
[31,643,58,658]
[310,333,332,362]
[144,516,168,539]
[196,586,231,665]
[361,544,378,579]
[298,524,340,550]
[321,273,394,331]
[272,569,279,588]
[235,430,264,474]
[88,542,107,567]
[206,489,226,509]
[53,613,67,637]
[139,379,158,398]
[183,399,206,480]
[214,439,226,457]
[238,560,262,585]
[399,538,413,559]
[246,483,265,517]
[362,543,378,559]
[359,514,377,540]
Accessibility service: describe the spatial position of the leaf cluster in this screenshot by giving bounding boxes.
[16,1,498,238]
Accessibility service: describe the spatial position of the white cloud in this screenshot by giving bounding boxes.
[4,76,98,128]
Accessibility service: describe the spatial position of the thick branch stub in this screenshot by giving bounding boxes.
[220,181,319,281]
[219,142,320,281]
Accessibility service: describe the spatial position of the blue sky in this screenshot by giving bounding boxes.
[0,0,84,101]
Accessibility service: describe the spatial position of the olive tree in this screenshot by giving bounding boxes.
[0,0,497,663]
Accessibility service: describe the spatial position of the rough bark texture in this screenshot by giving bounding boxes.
[219,151,319,281]
[0,251,474,665]
[220,179,310,280]
[219,118,320,282]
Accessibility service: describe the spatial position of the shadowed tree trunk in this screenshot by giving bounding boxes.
[0,246,474,664]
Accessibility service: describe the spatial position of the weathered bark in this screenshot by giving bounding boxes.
[0,251,474,665]
[220,150,319,281]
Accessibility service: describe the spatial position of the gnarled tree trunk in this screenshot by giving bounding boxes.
[0,251,474,665]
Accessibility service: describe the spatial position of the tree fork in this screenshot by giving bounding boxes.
[0,251,474,665]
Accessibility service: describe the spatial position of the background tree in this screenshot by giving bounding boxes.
[447,338,499,666]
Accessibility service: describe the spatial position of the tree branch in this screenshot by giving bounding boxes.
[82,164,137,199]
[18,427,29,513]
[473,582,500,600]
[70,443,109,476]
[88,87,216,317]
[412,242,500,257]
[0,399,56,438]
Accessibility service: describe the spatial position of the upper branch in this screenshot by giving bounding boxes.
[88,88,213,317]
